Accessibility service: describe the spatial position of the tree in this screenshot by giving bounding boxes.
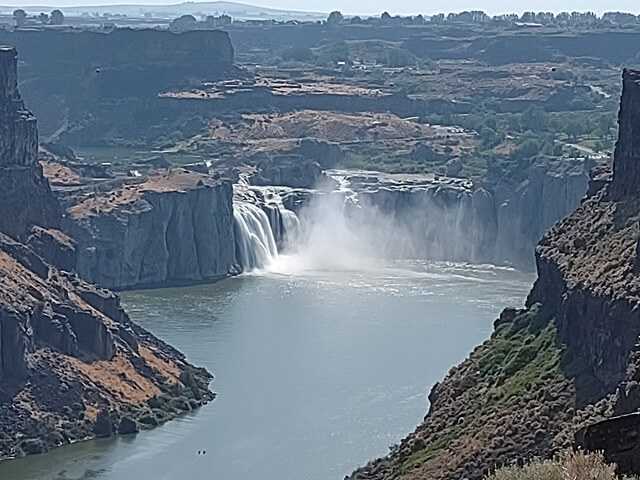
[385,48,417,67]
[170,14,197,31]
[281,46,313,62]
[50,9,64,25]
[596,115,613,140]
[513,138,541,158]
[521,106,546,133]
[13,9,27,26]
[484,116,497,131]
[326,11,343,25]
[204,14,231,27]
[602,11,637,25]
[480,127,499,147]
[380,11,392,24]
[38,12,49,24]
[564,120,582,140]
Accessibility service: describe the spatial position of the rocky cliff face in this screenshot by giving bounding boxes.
[0,46,60,240]
[334,162,588,269]
[348,68,640,480]
[611,69,640,200]
[0,29,235,144]
[65,169,237,290]
[0,46,213,459]
[0,232,213,458]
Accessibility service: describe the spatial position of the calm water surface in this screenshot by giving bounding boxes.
[0,259,533,480]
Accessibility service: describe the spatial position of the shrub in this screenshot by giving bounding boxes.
[486,451,634,480]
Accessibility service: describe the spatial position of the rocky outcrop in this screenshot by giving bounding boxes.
[347,68,640,480]
[0,46,60,240]
[0,44,213,460]
[26,226,77,273]
[0,232,213,458]
[289,138,344,169]
[65,169,237,290]
[611,69,640,199]
[576,412,640,473]
[250,154,324,189]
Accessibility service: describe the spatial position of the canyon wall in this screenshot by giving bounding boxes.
[0,45,213,459]
[0,28,235,142]
[339,161,588,269]
[65,169,238,290]
[347,68,640,480]
[0,46,60,240]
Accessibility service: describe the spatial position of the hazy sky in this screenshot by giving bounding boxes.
[4,0,640,16]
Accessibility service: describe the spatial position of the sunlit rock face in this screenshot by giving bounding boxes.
[65,170,238,290]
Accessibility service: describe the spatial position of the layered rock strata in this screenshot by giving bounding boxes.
[0,29,235,144]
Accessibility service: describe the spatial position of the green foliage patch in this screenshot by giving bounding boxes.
[398,305,562,473]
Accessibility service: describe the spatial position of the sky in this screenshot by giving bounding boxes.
[2,0,640,16]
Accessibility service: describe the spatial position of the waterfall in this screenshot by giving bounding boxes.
[232,185,301,272]
[233,203,278,271]
[263,188,301,249]
[280,209,300,248]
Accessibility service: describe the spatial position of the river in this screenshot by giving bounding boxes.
[0,257,533,480]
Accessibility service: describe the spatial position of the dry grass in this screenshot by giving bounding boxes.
[486,451,636,480]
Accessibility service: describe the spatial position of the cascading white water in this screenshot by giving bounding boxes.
[232,180,301,271]
[262,188,301,249]
[280,209,300,248]
[233,202,279,271]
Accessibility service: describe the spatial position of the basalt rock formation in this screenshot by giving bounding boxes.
[348,68,640,480]
[0,29,235,145]
[0,46,60,240]
[0,46,213,459]
[332,161,589,269]
[64,169,238,290]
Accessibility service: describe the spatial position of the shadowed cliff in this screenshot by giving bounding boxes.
[0,46,60,240]
[0,28,235,144]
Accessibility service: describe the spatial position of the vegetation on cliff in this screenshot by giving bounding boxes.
[351,305,577,480]
[486,451,636,480]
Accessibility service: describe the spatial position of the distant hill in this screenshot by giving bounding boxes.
[0,1,327,21]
